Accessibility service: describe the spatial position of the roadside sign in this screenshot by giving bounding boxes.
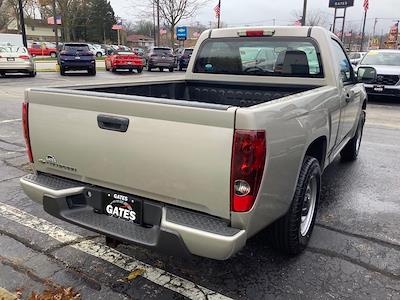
[176,26,188,41]
[329,0,354,8]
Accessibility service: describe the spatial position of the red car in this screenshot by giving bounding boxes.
[105,50,144,73]
[28,43,57,57]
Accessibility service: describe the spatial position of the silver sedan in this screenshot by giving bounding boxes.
[0,46,36,77]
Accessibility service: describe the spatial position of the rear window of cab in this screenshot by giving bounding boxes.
[193,37,324,78]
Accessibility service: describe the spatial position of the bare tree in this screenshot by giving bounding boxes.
[292,9,331,28]
[155,0,209,48]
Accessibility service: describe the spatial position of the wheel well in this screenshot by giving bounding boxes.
[305,136,327,169]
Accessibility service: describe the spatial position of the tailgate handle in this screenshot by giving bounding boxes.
[97,115,129,132]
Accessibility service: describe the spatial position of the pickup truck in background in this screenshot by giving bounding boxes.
[21,26,368,260]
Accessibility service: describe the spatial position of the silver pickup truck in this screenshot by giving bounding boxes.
[21,26,367,260]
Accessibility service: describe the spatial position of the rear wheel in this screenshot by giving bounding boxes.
[111,68,117,73]
[88,68,96,76]
[270,156,321,254]
[60,67,66,76]
[340,110,366,161]
[137,68,143,74]
[169,67,174,72]
[28,71,36,77]
[159,67,164,72]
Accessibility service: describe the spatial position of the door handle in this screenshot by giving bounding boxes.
[345,91,354,103]
[97,115,129,132]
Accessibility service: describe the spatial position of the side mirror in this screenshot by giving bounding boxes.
[357,66,377,84]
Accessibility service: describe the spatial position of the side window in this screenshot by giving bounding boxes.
[331,40,353,83]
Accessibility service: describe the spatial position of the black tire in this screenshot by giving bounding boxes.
[60,67,66,76]
[340,110,366,161]
[111,68,117,73]
[88,68,96,76]
[137,68,143,74]
[28,71,36,77]
[169,67,174,72]
[270,156,321,255]
[179,66,183,71]
[147,66,152,72]
[159,67,164,72]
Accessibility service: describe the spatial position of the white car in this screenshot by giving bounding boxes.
[357,49,400,98]
[88,44,106,57]
[0,46,36,77]
[349,52,367,66]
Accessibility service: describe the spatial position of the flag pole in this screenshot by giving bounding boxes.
[217,0,221,28]
[360,9,368,51]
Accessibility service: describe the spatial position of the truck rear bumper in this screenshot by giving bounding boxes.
[20,173,246,260]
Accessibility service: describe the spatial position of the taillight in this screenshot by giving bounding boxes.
[237,30,275,37]
[231,130,266,212]
[22,102,33,163]
[19,55,30,60]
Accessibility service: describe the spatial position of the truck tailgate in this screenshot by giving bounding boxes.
[27,89,236,219]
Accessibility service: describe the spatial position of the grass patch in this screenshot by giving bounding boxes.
[34,56,105,62]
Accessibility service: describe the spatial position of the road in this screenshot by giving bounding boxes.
[0,72,400,299]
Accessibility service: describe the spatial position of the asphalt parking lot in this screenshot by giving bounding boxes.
[0,71,400,299]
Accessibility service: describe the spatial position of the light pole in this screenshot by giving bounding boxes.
[17,0,27,47]
[52,0,59,49]
[302,0,308,26]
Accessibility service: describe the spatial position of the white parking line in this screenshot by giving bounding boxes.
[0,202,231,300]
[0,118,21,124]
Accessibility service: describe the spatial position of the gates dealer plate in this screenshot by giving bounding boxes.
[103,191,142,224]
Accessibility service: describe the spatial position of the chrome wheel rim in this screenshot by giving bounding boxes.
[300,175,317,237]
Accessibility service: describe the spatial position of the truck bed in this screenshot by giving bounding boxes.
[84,81,318,108]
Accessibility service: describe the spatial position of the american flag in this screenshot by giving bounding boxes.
[47,16,61,25]
[214,3,221,18]
[363,0,369,12]
[294,19,302,27]
[160,28,167,35]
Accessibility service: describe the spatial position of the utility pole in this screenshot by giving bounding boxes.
[156,0,160,46]
[372,18,378,37]
[152,0,156,46]
[360,8,368,51]
[17,0,27,47]
[273,18,276,26]
[301,0,307,26]
[52,0,59,49]
[217,0,221,28]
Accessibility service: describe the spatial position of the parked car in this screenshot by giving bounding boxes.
[147,47,175,72]
[105,50,144,73]
[349,52,366,65]
[178,48,193,71]
[21,26,367,260]
[28,42,57,58]
[88,44,106,57]
[132,48,145,57]
[0,45,36,77]
[58,43,96,76]
[357,49,400,98]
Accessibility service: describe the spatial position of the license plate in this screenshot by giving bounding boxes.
[75,56,81,60]
[373,85,384,92]
[7,57,15,61]
[103,191,142,224]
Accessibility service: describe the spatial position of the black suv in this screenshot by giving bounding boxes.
[58,43,96,76]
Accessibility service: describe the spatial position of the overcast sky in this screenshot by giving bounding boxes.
[110,0,400,34]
